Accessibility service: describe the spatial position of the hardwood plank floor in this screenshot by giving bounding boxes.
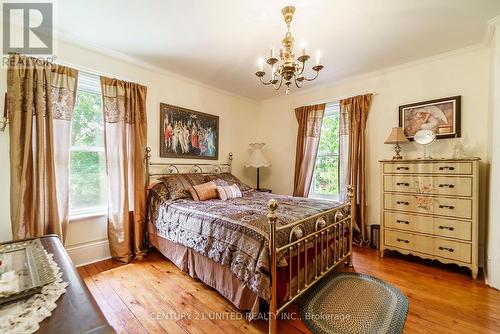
[78,246,500,334]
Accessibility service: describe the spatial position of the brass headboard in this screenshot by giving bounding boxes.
[144,147,233,185]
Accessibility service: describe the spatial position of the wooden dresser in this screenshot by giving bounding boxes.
[38,235,114,333]
[379,158,480,278]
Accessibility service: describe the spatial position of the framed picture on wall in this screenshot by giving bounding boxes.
[159,103,219,160]
[399,96,461,140]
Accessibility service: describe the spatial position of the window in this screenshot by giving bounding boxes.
[69,73,107,217]
[310,102,340,200]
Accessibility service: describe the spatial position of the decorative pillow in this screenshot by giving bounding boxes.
[161,174,206,200]
[211,178,230,187]
[188,181,218,201]
[148,182,170,202]
[205,173,252,192]
[216,184,243,201]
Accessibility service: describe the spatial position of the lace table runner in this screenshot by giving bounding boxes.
[0,251,68,333]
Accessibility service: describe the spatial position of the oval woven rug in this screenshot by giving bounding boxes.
[299,272,408,334]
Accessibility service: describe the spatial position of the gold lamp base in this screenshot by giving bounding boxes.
[392,143,403,160]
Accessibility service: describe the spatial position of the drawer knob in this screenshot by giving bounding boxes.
[439,205,455,210]
[396,220,410,225]
[396,182,410,187]
[397,238,410,243]
[396,201,410,205]
[396,166,410,171]
[438,184,455,188]
[438,246,454,252]
[438,225,455,231]
[438,166,455,171]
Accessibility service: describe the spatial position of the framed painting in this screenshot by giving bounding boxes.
[399,96,461,140]
[159,103,219,160]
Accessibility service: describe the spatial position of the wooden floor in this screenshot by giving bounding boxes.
[78,247,500,334]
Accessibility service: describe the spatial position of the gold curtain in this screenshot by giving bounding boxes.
[293,103,326,197]
[100,76,148,263]
[340,94,372,245]
[7,54,78,241]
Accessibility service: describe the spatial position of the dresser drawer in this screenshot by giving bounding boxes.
[383,175,472,197]
[384,229,433,254]
[384,211,472,241]
[383,161,473,175]
[384,230,471,263]
[384,193,472,219]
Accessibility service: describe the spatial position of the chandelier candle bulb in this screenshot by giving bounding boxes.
[258,58,264,71]
[301,41,306,56]
[316,51,321,66]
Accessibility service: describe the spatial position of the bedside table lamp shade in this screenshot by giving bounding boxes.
[245,143,270,190]
[385,127,409,160]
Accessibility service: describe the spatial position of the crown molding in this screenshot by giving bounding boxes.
[55,33,259,105]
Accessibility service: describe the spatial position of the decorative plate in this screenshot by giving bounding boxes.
[414,129,436,145]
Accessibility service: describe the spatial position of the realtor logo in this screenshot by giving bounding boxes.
[2,2,53,54]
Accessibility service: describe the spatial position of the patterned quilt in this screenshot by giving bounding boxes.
[147,188,343,301]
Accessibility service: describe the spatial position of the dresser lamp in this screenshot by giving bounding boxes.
[244,143,270,190]
[384,127,409,160]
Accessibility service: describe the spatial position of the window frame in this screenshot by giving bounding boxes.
[309,102,340,201]
[68,72,108,220]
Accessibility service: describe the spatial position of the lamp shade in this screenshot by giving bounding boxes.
[245,143,271,168]
[384,127,409,144]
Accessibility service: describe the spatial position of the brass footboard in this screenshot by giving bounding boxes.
[267,185,354,334]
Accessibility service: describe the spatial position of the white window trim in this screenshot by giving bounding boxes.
[69,206,107,221]
[69,71,108,221]
[309,102,340,200]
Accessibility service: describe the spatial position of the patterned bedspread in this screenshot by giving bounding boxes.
[147,189,343,301]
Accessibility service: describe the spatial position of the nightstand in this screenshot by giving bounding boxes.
[256,188,272,193]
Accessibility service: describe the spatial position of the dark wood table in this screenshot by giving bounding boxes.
[34,235,114,333]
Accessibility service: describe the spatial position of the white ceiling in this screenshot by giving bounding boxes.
[55,0,500,101]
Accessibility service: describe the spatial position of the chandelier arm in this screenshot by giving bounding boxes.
[259,76,274,86]
[297,61,306,77]
[273,76,284,90]
[293,75,303,89]
[303,70,320,82]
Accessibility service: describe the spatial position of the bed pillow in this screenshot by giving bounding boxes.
[216,184,243,201]
[160,174,206,200]
[205,173,252,192]
[148,182,170,202]
[188,181,218,201]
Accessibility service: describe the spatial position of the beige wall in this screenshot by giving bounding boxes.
[0,40,258,265]
[255,47,491,259]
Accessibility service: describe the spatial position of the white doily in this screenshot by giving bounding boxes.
[0,251,69,334]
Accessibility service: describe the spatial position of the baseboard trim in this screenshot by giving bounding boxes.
[65,239,111,267]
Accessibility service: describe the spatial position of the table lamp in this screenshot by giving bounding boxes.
[244,143,270,190]
[384,127,409,160]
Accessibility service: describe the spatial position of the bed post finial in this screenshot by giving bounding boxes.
[347,185,354,203]
[267,198,278,334]
[228,152,233,172]
[145,147,152,186]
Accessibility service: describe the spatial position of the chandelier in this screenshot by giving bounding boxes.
[255,6,324,94]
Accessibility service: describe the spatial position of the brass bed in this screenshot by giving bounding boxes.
[145,147,354,334]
